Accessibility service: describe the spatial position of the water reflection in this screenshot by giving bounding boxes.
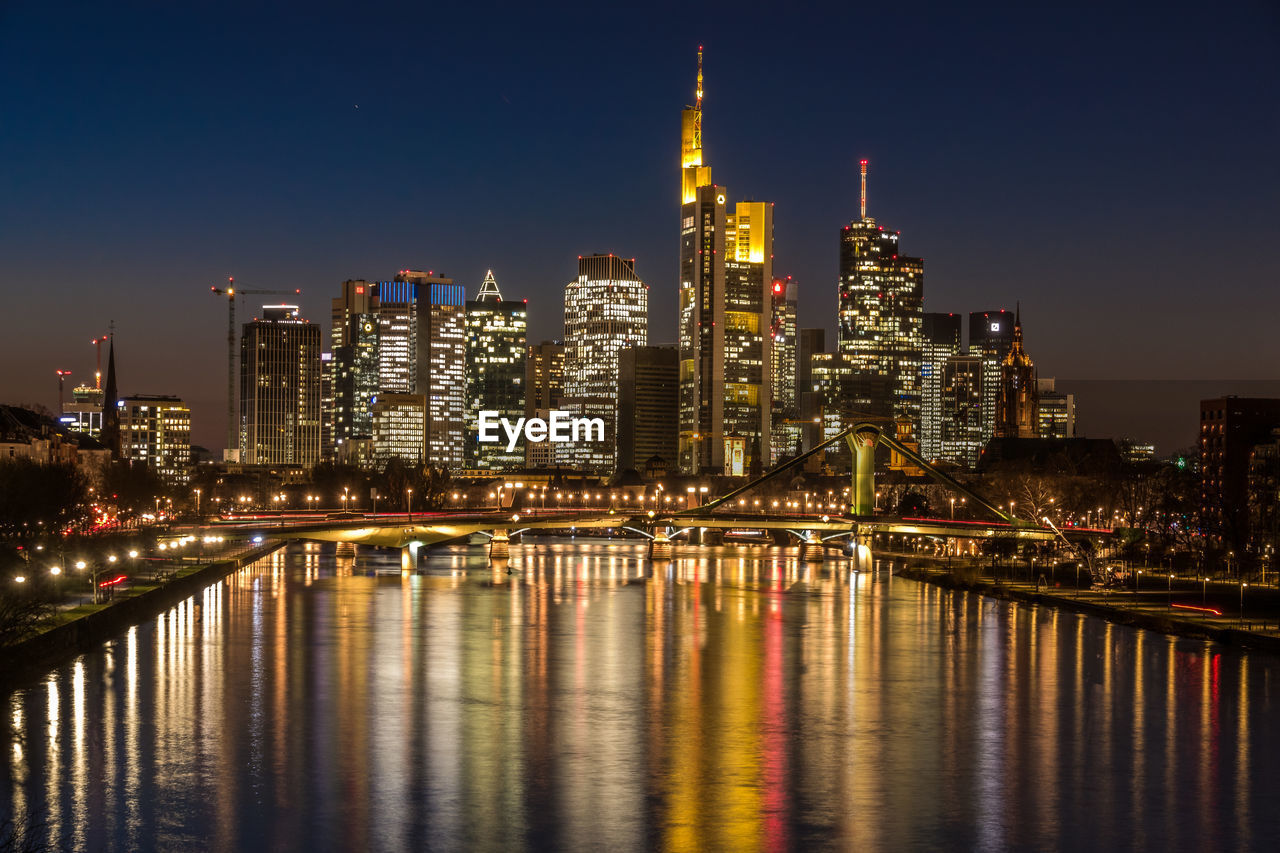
[3,541,1279,850]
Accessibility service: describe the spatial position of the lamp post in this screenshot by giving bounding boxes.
[406,488,414,522]
[194,488,202,517]
[1240,582,1248,627]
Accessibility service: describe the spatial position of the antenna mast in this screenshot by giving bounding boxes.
[860,159,868,219]
[694,45,703,152]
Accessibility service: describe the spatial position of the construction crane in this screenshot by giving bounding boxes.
[55,370,71,413]
[90,335,107,389]
[209,277,302,457]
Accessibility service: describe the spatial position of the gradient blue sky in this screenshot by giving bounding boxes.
[2,0,1277,450]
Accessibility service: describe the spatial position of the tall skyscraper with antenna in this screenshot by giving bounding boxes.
[837,160,925,432]
[677,47,774,475]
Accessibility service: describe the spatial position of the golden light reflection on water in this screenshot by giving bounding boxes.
[3,542,1280,850]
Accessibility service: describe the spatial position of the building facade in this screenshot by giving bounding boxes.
[118,395,192,484]
[1036,378,1076,439]
[465,271,527,470]
[563,254,647,472]
[329,279,379,457]
[617,346,679,472]
[60,384,104,439]
[920,312,962,460]
[372,393,427,465]
[677,49,773,475]
[939,354,986,468]
[837,161,924,436]
[376,271,466,469]
[239,305,322,466]
[969,309,1016,443]
[1200,397,1280,549]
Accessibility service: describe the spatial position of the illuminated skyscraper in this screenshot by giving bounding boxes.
[239,305,322,466]
[837,161,924,433]
[677,48,773,475]
[563,254,647,472]
[377,271,466,469]
[939,354,985,468]
[969,309,1015,441]
[329,279,379,456]
[920,312,962,460]
[465,271,527,470]
[769,276,797,464]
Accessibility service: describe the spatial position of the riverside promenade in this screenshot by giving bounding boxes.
[898,557,1280,654]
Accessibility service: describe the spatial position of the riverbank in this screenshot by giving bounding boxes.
[896,561,1280,654]
[0,540,284,688]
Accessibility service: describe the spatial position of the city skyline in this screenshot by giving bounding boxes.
[3,2,1277,453]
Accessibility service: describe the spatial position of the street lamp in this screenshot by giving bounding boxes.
[406,488,413,522]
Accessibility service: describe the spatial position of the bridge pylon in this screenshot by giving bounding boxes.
[489,530,510,560]
[649,528,673,560]
[401,542,420,573]
[801,531,826,563]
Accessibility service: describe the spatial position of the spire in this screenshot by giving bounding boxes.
[476,270,503,302]
[100,330,121,459]
[696,45,703,110]
[694,45,703,153]
[860,159,868,219]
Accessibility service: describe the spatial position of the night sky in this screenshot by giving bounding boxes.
[2,1,1277,452]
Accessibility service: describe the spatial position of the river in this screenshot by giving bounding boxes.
[3,539,1277,851]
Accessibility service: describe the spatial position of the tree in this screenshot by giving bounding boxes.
[0,459,86,539]
[101,460,167,515]
[0,578,57,648]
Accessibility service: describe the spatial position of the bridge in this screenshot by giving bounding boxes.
[209,423,1083,570]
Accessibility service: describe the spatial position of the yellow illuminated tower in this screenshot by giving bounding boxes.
[677,48,773,475]
[680,46,712,204]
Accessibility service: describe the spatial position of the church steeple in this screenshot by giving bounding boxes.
[100,331,121,459]
[995,307,1039,439]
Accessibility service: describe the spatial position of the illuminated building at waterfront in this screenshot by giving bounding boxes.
[465,271,527,470]
[563,254,646,472]
[377,271,466,468]
[837,160,924,435]
[939,354,986,467]
[969,309,1015,442]
[920,312,962,460]
[328,279,379,457]
[372,393,427,464]
[118,394,192,483]
[677,48,774,475]
[239,305,321,466]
